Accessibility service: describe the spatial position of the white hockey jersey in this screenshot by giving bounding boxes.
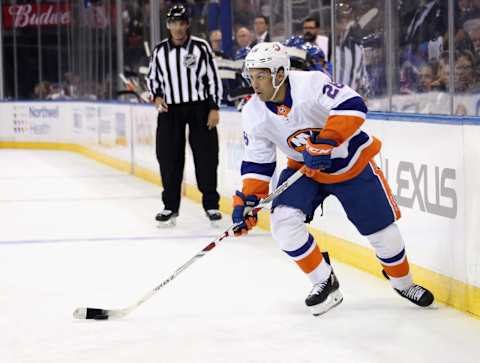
[240,70,381,197]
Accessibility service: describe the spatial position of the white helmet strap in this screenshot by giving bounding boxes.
[270,68,287,101]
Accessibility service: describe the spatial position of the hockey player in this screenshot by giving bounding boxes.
[232,42,434,316]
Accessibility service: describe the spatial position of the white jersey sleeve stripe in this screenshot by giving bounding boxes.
[241,173,272,182]
[329,110,366,119]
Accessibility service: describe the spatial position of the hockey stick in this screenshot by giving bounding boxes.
[118,73,150,103]
[73,168,305,320]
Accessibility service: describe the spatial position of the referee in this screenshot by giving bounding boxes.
[147,4,223,226]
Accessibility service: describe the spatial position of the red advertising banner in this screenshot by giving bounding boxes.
[3,3,72,28]
[2,3,115,29]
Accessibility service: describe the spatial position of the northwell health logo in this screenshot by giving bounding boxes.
[29,106,59,119]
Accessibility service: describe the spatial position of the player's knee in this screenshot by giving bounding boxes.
[271,206,308,251]
[366,223,405,258]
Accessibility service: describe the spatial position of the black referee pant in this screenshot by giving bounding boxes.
[156,100,220,214]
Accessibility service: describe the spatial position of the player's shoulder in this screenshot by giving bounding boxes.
[242,95,263,115]
[289,70,330,88]
[241,96,266,129]
[289,70,331,99]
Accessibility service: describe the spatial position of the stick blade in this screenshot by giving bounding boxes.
[73,307,110,320]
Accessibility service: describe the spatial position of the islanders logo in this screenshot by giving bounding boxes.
[286,128,322,152]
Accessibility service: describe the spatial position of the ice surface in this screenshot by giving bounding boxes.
[0,150,479,363]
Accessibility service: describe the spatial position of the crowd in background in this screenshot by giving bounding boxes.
[4,0,480,113]
[3,0,153,101]
[398,0,480,95]
[125,0,480,107]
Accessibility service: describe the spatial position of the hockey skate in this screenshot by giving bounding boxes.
[155,210,178,228]
[305,270,343,316]
[206,209,222,228]
[382,270,435,307]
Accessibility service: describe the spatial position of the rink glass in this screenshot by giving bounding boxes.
[2,0,478,117]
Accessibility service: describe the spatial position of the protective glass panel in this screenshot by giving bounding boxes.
[333,0,388,111]
[453,1,480,116]
[3,0,44,99]
[391,0,451,114]
[120,1,151,103]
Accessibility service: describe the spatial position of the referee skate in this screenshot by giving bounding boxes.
[155,209,178,228]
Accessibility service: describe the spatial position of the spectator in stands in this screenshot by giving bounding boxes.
[417,63,435,92]
[209,30,234,105]
[303,44,332,76]
[431,52,450,91]
[402,0,448,46]
[234,47,251,61]
[302,17,330,61]
[285,35,305,49]
[464,18,480,61]
[399,61,418,94]
[46,83,68,100]
[209,30,225,58]
[33,81,52,100]
[236,27,252,50]
[454,49,478,92]
[458,0,480,24]
[250,15,270,48]
[64,72,80,98]
[400,0,448,63]
[234,27,252,60]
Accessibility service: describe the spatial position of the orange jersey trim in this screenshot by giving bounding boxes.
[370,160,402,220]
[382,257,410,278]
[242,178,269,199]
[288,137,382,184]
[320,115,365,145]
[295,244,323,274]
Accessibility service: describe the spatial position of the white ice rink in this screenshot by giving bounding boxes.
[1,149,479,363]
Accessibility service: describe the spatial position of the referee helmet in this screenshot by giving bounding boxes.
[166,4,190,23]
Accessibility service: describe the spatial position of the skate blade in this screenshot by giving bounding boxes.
[422,302,439,310]
[157,218,176,228]
[209,220,222,228]
[309,290,343,317]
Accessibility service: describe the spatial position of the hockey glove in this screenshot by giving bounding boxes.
[302,132,337,171]
[232,191,260,236]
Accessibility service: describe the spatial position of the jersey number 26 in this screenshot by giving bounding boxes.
[322,82,344,99]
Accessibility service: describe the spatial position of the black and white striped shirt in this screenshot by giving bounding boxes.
[147,35,223,108]
[335,41,366,91]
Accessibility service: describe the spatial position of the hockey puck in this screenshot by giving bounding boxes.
[93,314,109,320]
